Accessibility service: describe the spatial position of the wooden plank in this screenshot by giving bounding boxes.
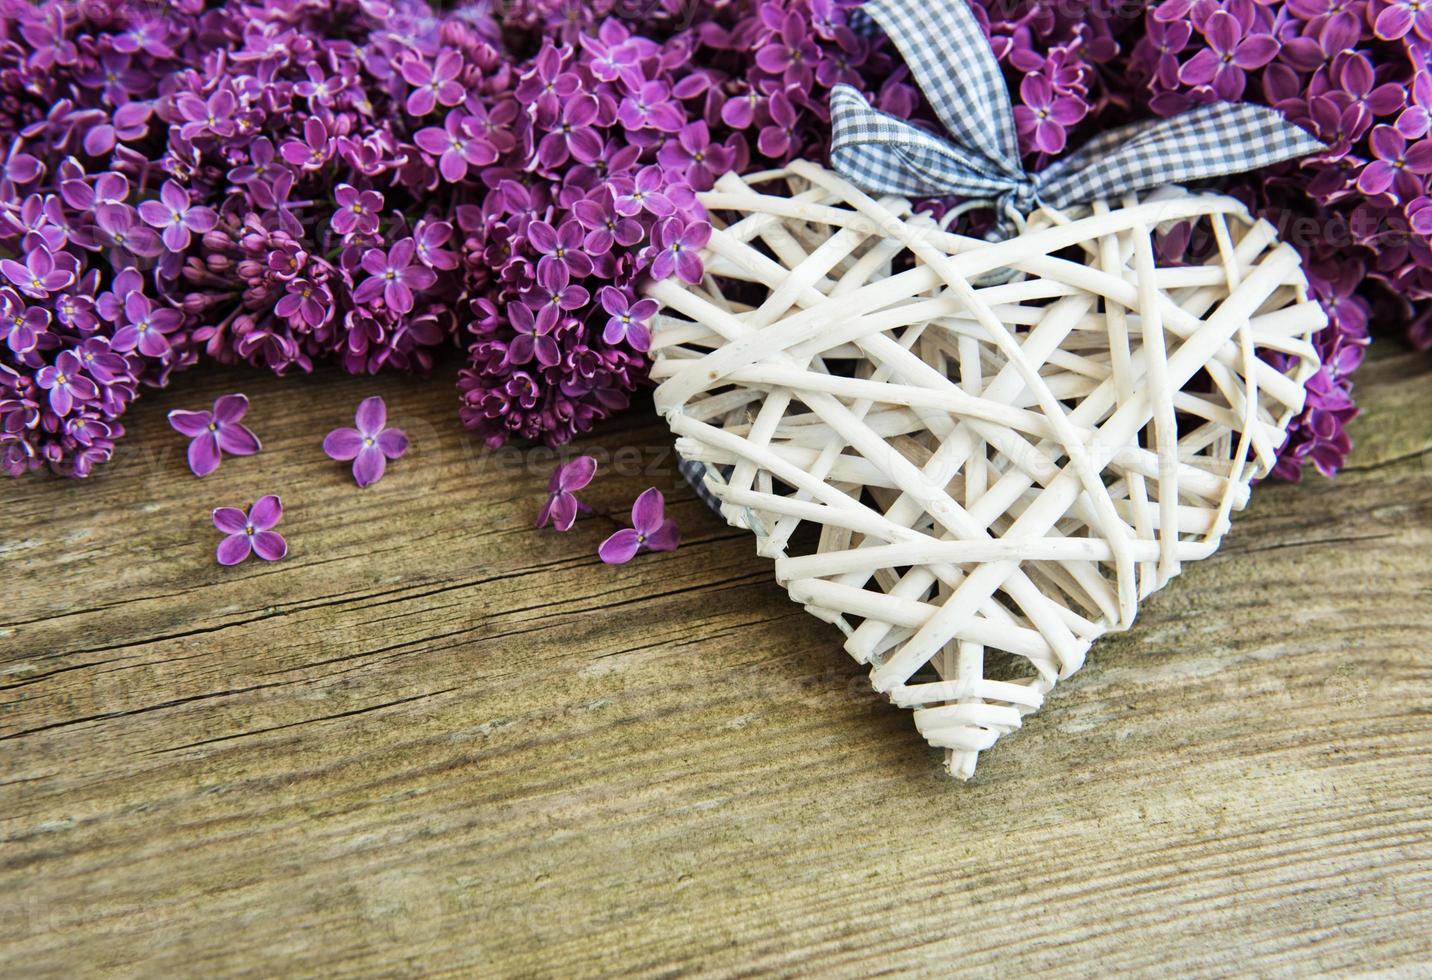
[2,351,1430,977]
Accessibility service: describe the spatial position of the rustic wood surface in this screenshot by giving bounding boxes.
[2,347,1430,978]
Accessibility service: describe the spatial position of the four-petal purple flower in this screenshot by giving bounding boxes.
[168,393,263,477]
[113,293,182,358]
[649,218,709,284]
[354,240,437,315]
[213,495,288,565]
[322,395,409,488]
[599,487,680,564]
[137,180,217,252]
[598,287,658,351]
[536,455,597,531]
[35,350,97,416]
[1,248,74,299]
[1176,9,1279,101]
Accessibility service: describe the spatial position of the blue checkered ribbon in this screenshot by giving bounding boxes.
[679,456,724,514]
[830,0,1325,232]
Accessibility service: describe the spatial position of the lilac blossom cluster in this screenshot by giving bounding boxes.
[0,0,507,476]
[443,0,1376,474]
[0,0,918,469]
[454,0,920,446]
[176,2,513,380]
[0,0,205,475]
[0,0,1414,485]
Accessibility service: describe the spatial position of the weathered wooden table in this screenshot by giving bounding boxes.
[3,348,1430,977]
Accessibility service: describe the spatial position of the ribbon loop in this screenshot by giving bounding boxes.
[1034,101,1326,210]
[830,0,1325,236]
[857,0,1021,173]
[830,85,1024,202]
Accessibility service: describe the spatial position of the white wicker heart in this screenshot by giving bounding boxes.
[647,159,1327,779]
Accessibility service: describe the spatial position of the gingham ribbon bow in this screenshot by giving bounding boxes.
[830,0,1325,232]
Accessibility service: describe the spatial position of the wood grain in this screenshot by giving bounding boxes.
[2,349,1430,978]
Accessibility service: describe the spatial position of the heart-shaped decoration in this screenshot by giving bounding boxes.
[648,161,1326,778]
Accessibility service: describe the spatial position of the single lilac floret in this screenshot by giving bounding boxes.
[213,495,287,565]
[323,395,408,487]
[537,455,597,531]
[599,487,680,564]
[168,393,262,477]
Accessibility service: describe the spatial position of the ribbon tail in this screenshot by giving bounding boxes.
[858,0,1023,175]
[830,84,1023,201]
[1035,102,1327,212]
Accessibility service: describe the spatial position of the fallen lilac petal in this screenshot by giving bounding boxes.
[598,527,642,564]
[323,428,364,461]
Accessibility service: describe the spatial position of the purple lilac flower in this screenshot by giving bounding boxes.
[113,294,182,358]
[658,122,735,190]
[413,220,459,271]
[138,181,217,253]
[532,263,590,332]
[355,240,437,315]
[213,495,287,566]
[756,10,820,89]
[275,280,334,329]
[1177,11,1279,101]
[75,338,128,384]
[2,290,48,354]
[649,219,710,284]
[1358,126,1432,197]
[414,111,499,182]
[573,190,644,255]
[614,166,678,219]
[618,81,686,133]
[528,220,594,280]
[35,351,97,416]
[579,30,640,84]
[757,92,800,159]
[333,185,383,237]
[2,248,74,299]
[402,50,466,116]
[598,488,680,564]
[537,94,603,169]
[322,396,409,488]
[177,89,237,141]
[536,455,597,531]
[279,118,335,171]
[507,301,560,367]
[1374,0,1432,41]
[722,87,767,129]
[230,138,278,186]
[168,394,262,478]
[599,287,659,351]
[95,204,162,264]
[1013,75,1087,155]
[514,43,580,122]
